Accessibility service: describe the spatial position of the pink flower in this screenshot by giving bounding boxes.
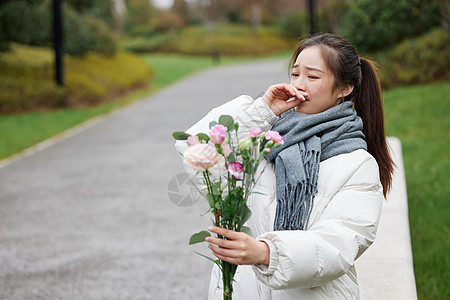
[187,135,200,146]
[222,143,232,158]
[209,124,227,144]
[249,127,262,137]
[183,144,219,172]
[265,130,284,144]
[227,162,244,179]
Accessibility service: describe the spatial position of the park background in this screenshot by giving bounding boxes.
[0,0,448,298]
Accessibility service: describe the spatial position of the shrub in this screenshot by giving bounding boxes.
[0,1,117,56]
[340,0,442,53]
[375,28,450,89]
[0,0,51,47]
[63,5,117,56]
[0,44,152,113]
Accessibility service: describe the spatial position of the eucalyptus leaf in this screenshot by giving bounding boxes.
[219,115,235,131]
[172,131,190,140]
[196,133,210,142]
[189,230,211,245]
[227,152,236,163]
[209,121,218,129]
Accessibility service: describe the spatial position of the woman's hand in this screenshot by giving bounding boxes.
[205,226,270,266]
[263,83,308,116]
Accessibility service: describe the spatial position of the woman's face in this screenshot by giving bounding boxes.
[290,46,349,114]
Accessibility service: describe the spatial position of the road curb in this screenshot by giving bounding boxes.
[356,137,418,299]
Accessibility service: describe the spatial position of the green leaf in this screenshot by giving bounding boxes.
[194,251,222,269]
[241,226,253,237]
[172,131,190,140]
[239,206,252,228]
[207,193,215,208]
[196,133,210,142]
[227,152,236,163]
[209,121,218,129]
[189,230,211,245]
[212,182,222,196]
[219,115,234,131]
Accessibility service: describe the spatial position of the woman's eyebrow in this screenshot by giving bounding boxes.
[292,64,325,73]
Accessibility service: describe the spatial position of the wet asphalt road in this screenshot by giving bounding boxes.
[0,58,289,299]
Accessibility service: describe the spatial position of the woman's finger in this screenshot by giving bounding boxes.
[207,226,242,240]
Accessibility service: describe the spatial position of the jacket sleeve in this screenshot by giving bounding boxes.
[252,154,384,290]
[174,95,277,196]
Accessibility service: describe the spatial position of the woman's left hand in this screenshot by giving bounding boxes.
[205,226,270,266]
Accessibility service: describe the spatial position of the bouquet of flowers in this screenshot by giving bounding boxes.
[173,115,283,300]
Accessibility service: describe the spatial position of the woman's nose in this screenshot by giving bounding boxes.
[291,76,306,91]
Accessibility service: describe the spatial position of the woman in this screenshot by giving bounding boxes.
[175,33,394,299]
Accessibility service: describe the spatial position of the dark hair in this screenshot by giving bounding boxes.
[290,33,394,197]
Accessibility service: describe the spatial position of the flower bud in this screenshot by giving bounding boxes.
[238,137,252,151]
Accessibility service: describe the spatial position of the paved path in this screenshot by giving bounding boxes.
[0,58,416,299]
[0,58,290,299]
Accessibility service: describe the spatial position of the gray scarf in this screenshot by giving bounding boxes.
[265,101,367,231]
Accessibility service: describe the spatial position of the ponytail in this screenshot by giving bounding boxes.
[354,58,394,197]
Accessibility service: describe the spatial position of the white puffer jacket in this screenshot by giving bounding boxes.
[175,95,384,300]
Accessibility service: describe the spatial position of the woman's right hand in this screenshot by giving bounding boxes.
[263,83,308,116]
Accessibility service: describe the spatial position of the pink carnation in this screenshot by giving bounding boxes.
[265,130,284,144]
[183,144,219,172]
[222,143,232,158]
[209,124,227,144]
[186,135,200,146]
[249,127,262,137]
[227,162,244,179]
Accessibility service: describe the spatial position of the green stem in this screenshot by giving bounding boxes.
[222,261,237,300]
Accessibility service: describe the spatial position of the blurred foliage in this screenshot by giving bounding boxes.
[0,0,117,56]
[63,4,117,56]
[0,0,51,48]
[123,25,290,56]
[65,0,114,26]
[0,44,152,113]
[375,28,450,89]
[340,0,442,53]
[151,11,186,32]
[277,10,309,39]
[125,0,157,36]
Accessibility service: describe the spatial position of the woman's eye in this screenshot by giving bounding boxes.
[308,75,319,79]
[291,73,299,77]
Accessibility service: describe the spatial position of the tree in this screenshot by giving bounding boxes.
[340,0,442,52]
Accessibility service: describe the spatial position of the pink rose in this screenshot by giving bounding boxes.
[209,124,227,144]
[265,130,284,144]
[187,135,200,146]
[183,144,219,172]
[227,162,244,179]
[222,143,232,158]
[249,127,262,137]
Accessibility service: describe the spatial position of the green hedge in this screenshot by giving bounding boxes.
[375,28,449,89]
[0,44,152,113]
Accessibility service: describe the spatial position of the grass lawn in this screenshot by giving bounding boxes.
[383,80,450,299]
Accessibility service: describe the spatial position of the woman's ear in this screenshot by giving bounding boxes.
[339,85,354,98]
